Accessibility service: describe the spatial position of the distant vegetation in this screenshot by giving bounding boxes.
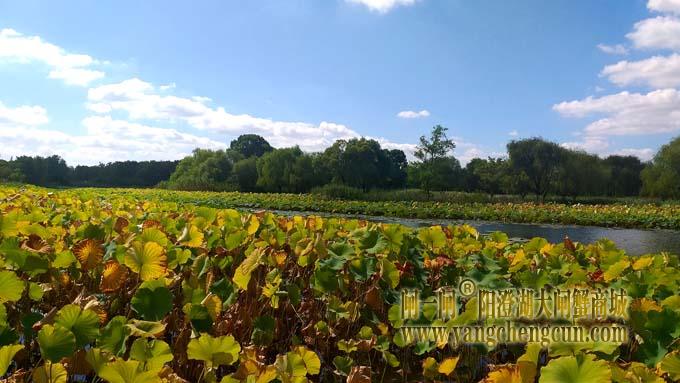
[3,126,680,201]
[97,188,680,230]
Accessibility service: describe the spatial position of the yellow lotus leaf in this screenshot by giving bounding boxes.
[632,256,653,270]
[438,356,459,376]
[125,242,167,281]
[73,239,104,270]
[202,293,222,321]
[482,365,523,383]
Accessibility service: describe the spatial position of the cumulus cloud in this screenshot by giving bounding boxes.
[626,16,680,51]
[508,130,519,137]
[553,89,680,136]
[0,28,104,86]
[0,101,49,127]
[648,0,680,14]
[601,53,680,88]
[597,44,629,55]
[561,136,654,161]
[0,115,225,165]
[396,109,430,119]
[561,136,610,153]
[345,0,418,13]
[86,78,379,152]
[614,148,655,161]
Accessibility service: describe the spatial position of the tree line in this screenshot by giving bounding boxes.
[0,156,177,188]
[3,127,680,200]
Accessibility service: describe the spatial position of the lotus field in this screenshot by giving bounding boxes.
[0,186,678,382]
[95,188,680,230]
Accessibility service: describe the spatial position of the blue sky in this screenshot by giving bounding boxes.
[1,0,678,165]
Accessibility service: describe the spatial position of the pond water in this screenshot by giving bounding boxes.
[263,209,680,256]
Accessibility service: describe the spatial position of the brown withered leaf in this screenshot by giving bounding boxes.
[564,235,576,252]
[364,285,382,311]
[100,261,128,293]
[113,216,129,234]
[72,239,104,270]
[21,234,52,254]
[347,366,372,383]
[142,219,162,229]
[159,366,189,383]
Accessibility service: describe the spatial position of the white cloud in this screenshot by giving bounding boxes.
[561,136,610,153]
[553,89,680,136]
[345,0,418,13]
[86,78,379,152]
[597,43,629,55]
[627,16,680,51]
[508,130,519,137]
[614,147,655,161]
[0,101,49,127]
[648,0,680,14]
[0,115,225,165]
[396,109,430,119]
[0,28,104,86]
[601,53,680,88]
[561,136,654,161]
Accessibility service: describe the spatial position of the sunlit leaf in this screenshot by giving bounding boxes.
[32,362,68,383]
[54,304,100,347]
[539,354,610,383]
[72,239,104,270]
[37,325,76,363]
[187,333,240,368]
[100,261,128,293]
[125,242,167,281]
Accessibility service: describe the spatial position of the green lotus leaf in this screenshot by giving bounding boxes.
[659,351,680,382]
[97,316,130,356]
[0,344,23,376]
[54,304,100,347]
[539,354,611,383]
[139,228,168,246]
[32,361,68,383]
[37,325,76,362]
[333,355,354,376]
[0,271,24,303]
[251,315,275,346]
[129,338,173,372]
[359,229,388,254]
[183,303,213,332]
[125,320,166,338]
[131,279,173,321]
[187,333,240,368]
[98,359,160,383]
[85,347,109,374]
[379,259,400,288]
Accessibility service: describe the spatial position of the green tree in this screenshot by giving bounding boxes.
[256,147,316,193]
[507,138,563,201]
[604,155,643,196]
[0,160,23,183]
[465,157,511,197]
[412,125,457,193]
[641,136,680,199]
[168,149,234,191]
[233,157,258,192]
[229,134,273,158]
[555,150,609,200]
[321,138,407,190]
[13,155,69,186]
